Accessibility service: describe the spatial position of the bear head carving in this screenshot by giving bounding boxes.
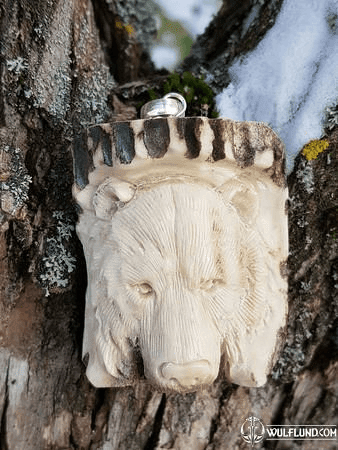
[72,117,288,392]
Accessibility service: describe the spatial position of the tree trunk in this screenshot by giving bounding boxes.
[0,0,337,449]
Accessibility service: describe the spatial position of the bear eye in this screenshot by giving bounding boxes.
[135,282,153,296]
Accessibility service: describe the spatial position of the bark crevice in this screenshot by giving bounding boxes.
[144,393,166,450]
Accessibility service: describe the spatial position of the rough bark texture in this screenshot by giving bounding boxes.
[0,0,337,449]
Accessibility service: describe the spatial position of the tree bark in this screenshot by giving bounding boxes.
[0,0,337,449]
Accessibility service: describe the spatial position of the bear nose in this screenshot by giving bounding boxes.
[160,360,214,388]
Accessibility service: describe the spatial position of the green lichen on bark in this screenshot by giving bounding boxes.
[0,146,32,216]
[302,139,330,161]
[38,211,76,296]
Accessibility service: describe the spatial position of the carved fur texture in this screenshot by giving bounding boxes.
[73,117,288,392]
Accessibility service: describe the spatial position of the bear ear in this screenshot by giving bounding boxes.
[93,178,136,220]
[74,177,136,220]
[217,179,259,225]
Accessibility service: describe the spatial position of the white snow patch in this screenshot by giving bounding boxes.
[217,0,338,173]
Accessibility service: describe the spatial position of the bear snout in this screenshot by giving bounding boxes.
[160,359,216,389]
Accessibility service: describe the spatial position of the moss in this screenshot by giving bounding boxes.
[146,71,219,117]
[302,139,329,161]
[147,88,158,101]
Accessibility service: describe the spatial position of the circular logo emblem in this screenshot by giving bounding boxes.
[241,416,265,447]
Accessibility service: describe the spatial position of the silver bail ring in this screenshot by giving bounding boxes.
[140,92,187,119]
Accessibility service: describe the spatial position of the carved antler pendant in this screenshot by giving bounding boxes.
[72,115,288,392]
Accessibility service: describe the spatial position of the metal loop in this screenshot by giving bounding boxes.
[140,92,187,119]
